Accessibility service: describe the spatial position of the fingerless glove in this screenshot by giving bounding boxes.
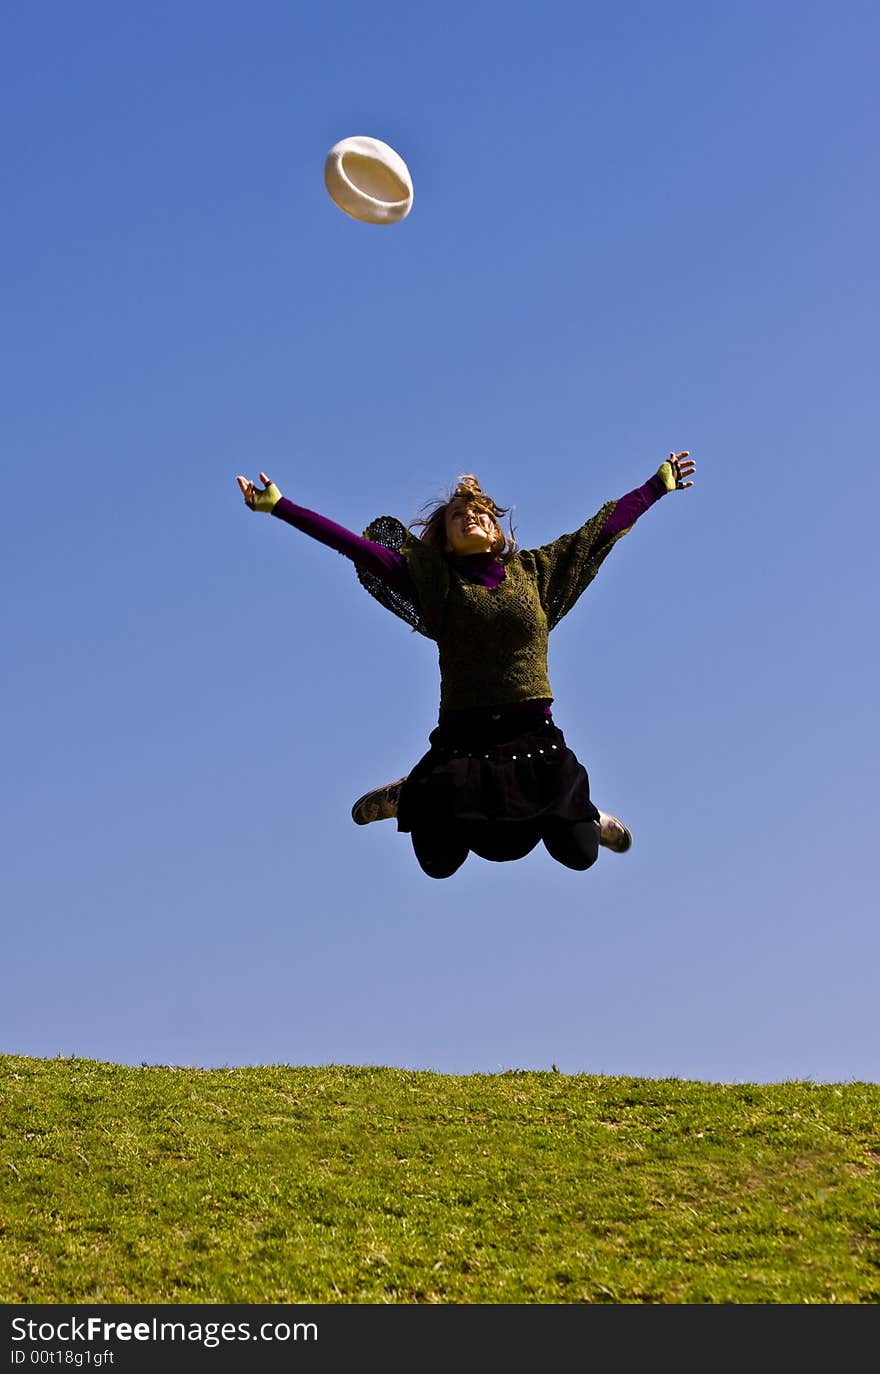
[249,481,282,513]
[656,459,680,492]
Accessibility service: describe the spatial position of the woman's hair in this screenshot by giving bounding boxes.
[409,473,517,559]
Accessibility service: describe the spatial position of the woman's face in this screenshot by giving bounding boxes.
[444,499,499,556]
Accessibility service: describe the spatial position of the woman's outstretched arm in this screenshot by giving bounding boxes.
[529,452,697,630]
[235,472,413,594]
[595,451,697,547]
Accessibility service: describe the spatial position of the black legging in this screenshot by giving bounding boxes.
[411,818,600,879]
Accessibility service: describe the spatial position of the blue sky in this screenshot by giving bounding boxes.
[3,0,877,1084]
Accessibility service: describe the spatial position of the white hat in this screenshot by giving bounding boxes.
[324,136,414,225]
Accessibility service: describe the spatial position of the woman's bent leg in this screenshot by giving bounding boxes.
[542,819,600,872]
[411,826,470,879]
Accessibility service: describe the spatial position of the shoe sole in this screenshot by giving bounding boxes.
[598,817,633,853]
[351,779,407,826]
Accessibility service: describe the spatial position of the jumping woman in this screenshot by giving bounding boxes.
[236,452,696,878]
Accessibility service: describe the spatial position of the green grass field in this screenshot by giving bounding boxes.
[1,1054,877,1304]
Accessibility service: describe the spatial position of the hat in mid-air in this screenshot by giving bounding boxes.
[324,135,414,225]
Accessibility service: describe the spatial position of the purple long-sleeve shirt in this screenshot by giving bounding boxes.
[271,474,668,595]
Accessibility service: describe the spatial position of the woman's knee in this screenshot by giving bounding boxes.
[417,852,469,879]
[542,820,600,871]
[411,829,469,879]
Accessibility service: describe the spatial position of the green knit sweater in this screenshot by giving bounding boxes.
[359,500,624,713]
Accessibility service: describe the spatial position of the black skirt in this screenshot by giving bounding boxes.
[396,699,599,835]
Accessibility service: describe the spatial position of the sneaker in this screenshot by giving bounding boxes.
[597,812,633,853]
[351,777,407,826]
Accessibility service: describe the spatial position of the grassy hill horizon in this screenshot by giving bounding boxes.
[2,1054,878,1304]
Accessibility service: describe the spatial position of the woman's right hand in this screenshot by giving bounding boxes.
[235,471,282,513]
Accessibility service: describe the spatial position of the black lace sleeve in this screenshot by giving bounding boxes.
[355,516,433,637]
